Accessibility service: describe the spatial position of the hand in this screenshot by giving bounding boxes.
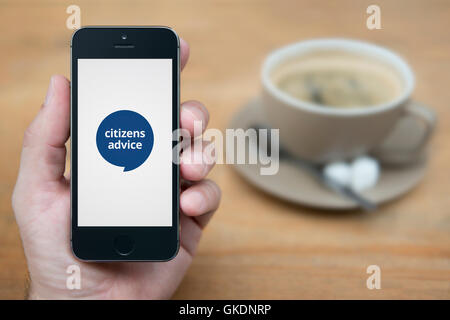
[12,39,221,299]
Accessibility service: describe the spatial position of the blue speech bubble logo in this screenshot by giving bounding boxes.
[96,110,154,172]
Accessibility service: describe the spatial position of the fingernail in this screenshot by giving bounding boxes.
[188,191,206,213]
[184,105,206,131]
[202,144,215,175]
[44,76,55,106]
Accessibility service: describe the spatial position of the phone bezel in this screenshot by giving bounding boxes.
[70,27,180,261]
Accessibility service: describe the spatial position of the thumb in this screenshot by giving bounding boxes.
[18,75,70,185]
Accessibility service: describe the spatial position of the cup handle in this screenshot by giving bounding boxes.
[373,101,436,165]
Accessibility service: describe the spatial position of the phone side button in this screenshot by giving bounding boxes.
[113,235,135,256]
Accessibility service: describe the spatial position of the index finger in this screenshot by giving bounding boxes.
[180,38,189,71]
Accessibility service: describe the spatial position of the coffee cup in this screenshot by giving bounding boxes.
[261,38,435,164]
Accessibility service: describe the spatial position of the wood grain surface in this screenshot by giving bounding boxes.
[0,0,449,299]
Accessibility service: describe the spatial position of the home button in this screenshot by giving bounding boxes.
[113,235,135,256]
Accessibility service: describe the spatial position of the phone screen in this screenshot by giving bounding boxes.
[77,59,173,227]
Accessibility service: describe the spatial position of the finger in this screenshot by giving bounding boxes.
[180,100,209,137]
[19,75,70,183]
[24,75,70,149]
[180,179,221,228]
[180,140,216,181]
[179,213,202,257]
[191,208,216,230]
[180,37,190,71]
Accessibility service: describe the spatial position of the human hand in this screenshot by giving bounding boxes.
[12,39,221,299]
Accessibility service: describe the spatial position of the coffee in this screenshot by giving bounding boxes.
[272,50,404,108]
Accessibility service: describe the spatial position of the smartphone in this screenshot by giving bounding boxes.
[71,27,180,261]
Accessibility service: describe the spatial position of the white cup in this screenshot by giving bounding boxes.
[261,38,435,164]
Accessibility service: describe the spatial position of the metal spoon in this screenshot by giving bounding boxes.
[252,125,377,211]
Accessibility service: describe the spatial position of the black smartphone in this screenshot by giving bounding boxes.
[71,27,180,261]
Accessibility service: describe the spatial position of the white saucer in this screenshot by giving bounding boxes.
[228,99,428,210]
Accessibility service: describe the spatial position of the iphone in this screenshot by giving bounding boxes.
[71,27,179,261]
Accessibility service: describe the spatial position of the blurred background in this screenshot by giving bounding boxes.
[0,0,449,299]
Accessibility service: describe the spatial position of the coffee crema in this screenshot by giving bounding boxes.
[271,50,404,108]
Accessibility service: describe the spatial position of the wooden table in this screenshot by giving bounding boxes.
[1,0,449,299]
